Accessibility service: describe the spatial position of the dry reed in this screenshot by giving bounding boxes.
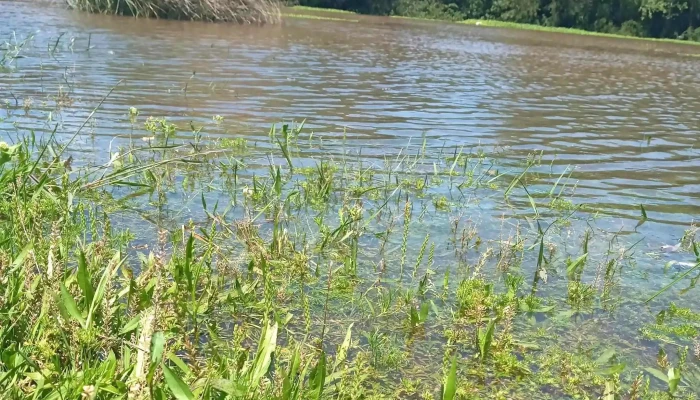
[66,0,281,24]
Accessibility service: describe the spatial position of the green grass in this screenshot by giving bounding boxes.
[462,19,700,47]
[389,14,445,22]
[290,5,356,14]
[283,13,359,22]
[286,7,700,47]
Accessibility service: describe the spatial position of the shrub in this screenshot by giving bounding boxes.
[618,20,644,37]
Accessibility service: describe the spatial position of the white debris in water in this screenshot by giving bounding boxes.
[660,243,682,252]
[666,260,699,269]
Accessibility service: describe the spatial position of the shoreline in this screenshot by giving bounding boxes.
[286,6,700,47]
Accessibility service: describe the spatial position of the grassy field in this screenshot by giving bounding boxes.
[291,5,357,14]
[282,13,359,22]
[284,5,700,47]
[461,19,700,46]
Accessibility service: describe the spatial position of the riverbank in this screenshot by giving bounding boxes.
[461,19,700,47]
[285,4,700,46]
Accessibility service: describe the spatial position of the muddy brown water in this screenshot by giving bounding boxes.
[1,1,698,238]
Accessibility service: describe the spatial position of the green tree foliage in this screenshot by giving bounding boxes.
[289,0,700,40]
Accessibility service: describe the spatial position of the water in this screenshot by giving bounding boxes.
[3,2,697,228]
[2,2,700,390]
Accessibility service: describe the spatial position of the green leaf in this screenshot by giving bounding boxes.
[282,347,302,399]
[430,300,441,318]
[644,367,668,383]
[309,351,326,400]
[640,204,648,219]
[667,367,680,394]
[478,318,496,361]
[119,314,141,335]
[162,364,194,400]
[442,355,457,400]
[600,363,626,376]
[184,235,194,293]
[250,322,278,388]
[504,165,530,198]
[87,252,124,327]
[167,353,191,376]
[60,283,85,327]
[9,243,32,273]
[419,301,430,321]
[333,323,353,373]
[210,379,243,396]
[646,262,700,303]
[566,253,588,280]
[595,349,616,366]
[77,250,94,305]
[410,307,419,327]
[150,332,164,364]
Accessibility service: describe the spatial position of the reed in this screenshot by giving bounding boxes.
[66,0,282,23]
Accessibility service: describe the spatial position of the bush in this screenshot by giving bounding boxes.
[392,0,463,20]
[618,20,644,37]
[592,18,615,34]
[682,26,700,41]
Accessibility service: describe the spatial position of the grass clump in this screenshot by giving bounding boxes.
[66,0,282,24]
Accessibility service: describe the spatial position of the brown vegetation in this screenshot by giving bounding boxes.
[66,0,281,24]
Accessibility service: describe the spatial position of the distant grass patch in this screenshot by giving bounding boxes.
[389,15,442,22]
[291,5,356,13]
[462,19,700,46]
[283,13,358,22]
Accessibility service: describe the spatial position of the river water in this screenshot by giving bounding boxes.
[3,1,698,231]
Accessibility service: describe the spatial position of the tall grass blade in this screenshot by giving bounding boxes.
[77,250,94,305]
[309,351,327,399]
[645,262,700,303]
[60,283,85,327]
[505,165,530,198]
[251,322,278,388]
[442,355,457,400]
[162,364,194,400]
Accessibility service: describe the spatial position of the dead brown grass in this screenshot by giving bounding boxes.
[66,0,281,24]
